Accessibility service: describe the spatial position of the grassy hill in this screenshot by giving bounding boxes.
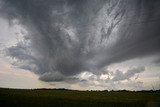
[0,88,160,107]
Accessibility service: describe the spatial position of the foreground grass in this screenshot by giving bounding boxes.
[0,88,160,107]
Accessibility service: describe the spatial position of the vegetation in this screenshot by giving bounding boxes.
[0,88,160,107]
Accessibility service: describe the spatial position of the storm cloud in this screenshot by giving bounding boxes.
[0,0,160,82]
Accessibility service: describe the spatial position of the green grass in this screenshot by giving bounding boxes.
[0,88,160,107]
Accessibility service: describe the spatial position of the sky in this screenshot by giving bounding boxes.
[0,0,160,90]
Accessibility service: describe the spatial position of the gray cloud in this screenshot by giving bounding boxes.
[77,66,145,85]
[153,57,160,64]
[39,72,79,82]
[39,72,66,82]
[112,66,145,81]
[76,68,145,90]
[0,0,160,82]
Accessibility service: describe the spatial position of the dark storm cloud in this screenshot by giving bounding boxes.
[0,0,160,82]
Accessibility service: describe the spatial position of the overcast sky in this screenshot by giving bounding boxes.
[0,0,160,90]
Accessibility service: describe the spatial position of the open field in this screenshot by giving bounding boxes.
[0,88,160,107]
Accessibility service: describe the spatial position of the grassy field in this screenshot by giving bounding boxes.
[0,88,160,107]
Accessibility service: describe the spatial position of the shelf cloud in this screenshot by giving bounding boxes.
[0,0,160,82]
